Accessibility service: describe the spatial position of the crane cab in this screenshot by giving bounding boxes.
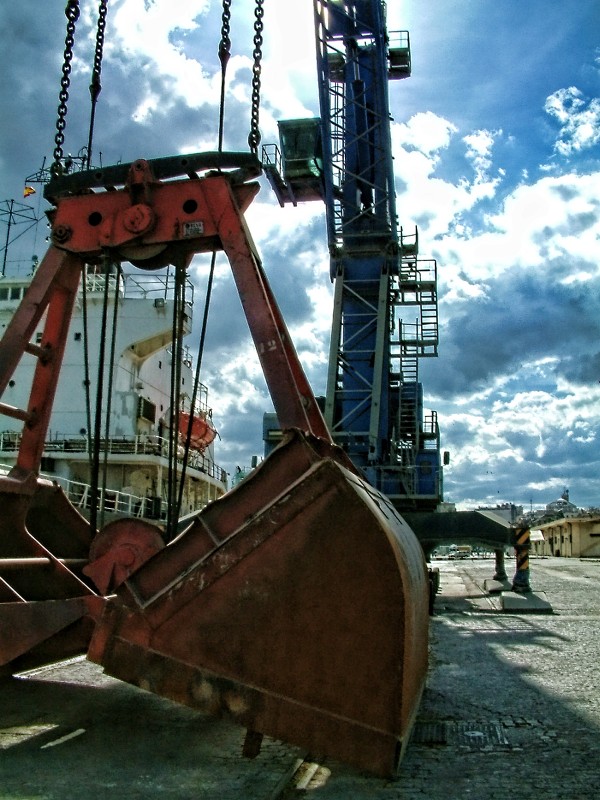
[263,119,325,206]
[388,31,412,80]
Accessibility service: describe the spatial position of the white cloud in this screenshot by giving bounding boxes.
[108,0,215,117]
[392,115,503,238]
[111,0,210,50]
[106,0,318,131]
[260,4,317,115]
[442,383,600,508]
[486,172,600,265]
[545,86,600,156]
[245,194,324,243]
[463,128,502,183]
[428,170,600,291]
[394,111,457,155]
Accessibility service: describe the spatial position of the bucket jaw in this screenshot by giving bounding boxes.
[0,476,102,673]
[89,430,428,776]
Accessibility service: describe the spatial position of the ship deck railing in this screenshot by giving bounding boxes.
[0,432,227,484]
[56,477,166,522]
[0,462,165,522]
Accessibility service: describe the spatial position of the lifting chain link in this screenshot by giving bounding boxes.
[248,0,264,154]
[217,0,232,152]
[87,0,109,167]
[219,0,232,70]
[52,0,80,176]
[90,0,108,103]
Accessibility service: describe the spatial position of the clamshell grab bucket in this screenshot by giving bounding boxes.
[88,430,429,777]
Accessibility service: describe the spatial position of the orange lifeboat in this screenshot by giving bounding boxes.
[178,411,217,452]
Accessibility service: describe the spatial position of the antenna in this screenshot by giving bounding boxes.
[0,198,40,277]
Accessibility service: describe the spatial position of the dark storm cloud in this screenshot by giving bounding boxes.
[201,271,253,352]
[259,220,325,324]
[190,218,322,362]
[426,263,600,398]
[560,351,600,385]
[0,6,64,196]
[440,397,600,508]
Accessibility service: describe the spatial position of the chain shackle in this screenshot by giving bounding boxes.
[248,0,264,153]
[217,0,233,152]
[219,0,232,70]
[86,0,109,168]
[52,0,80,175]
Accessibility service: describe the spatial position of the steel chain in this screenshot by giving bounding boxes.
[248,0,264,153]
[52,0,80,175]
[86,0,109,167]
[219,0,232,68]
[52,1,264,162]
[90,0,108,102]
[218,0,233,152]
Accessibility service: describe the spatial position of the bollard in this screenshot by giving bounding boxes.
[511,527,532,593]
[493,548,508,582]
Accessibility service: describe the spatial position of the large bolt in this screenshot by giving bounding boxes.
[52,224,72,244]
[123,203,155,235]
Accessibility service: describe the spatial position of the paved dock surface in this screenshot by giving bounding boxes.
[1,556,598,799]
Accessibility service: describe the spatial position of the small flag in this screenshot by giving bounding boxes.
[23,186,36,198]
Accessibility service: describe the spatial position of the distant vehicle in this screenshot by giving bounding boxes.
[449,545,473,559]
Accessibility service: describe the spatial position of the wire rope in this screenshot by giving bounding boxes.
[99,262,122,530]
[175,252,217,522]
[89,253,113,534]
[81,266,94,473]
[172,0,237,522]
[218,0,231,152]
[165,258,188,542]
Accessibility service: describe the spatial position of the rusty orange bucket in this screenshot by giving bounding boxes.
[89,430,429,776]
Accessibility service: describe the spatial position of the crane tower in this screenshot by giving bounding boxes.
[264,0,442,511]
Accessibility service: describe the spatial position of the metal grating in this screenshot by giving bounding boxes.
[411,720,509,749]
[452,721,508,748]
[410,720,448,745]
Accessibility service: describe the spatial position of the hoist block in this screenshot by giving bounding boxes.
[88,430,429,777]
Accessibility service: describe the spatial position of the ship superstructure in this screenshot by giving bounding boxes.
[0,268,226,525]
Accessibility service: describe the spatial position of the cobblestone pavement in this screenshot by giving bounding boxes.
[1,556,598,799]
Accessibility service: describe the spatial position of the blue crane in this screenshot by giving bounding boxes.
[264,0,443,511]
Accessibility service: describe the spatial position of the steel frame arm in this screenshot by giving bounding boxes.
[0,247,83,476]
[199,175,330,440]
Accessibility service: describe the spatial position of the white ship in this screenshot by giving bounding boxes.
[0,266,228,528]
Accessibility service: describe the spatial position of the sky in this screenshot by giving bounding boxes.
[0,0,599,511]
